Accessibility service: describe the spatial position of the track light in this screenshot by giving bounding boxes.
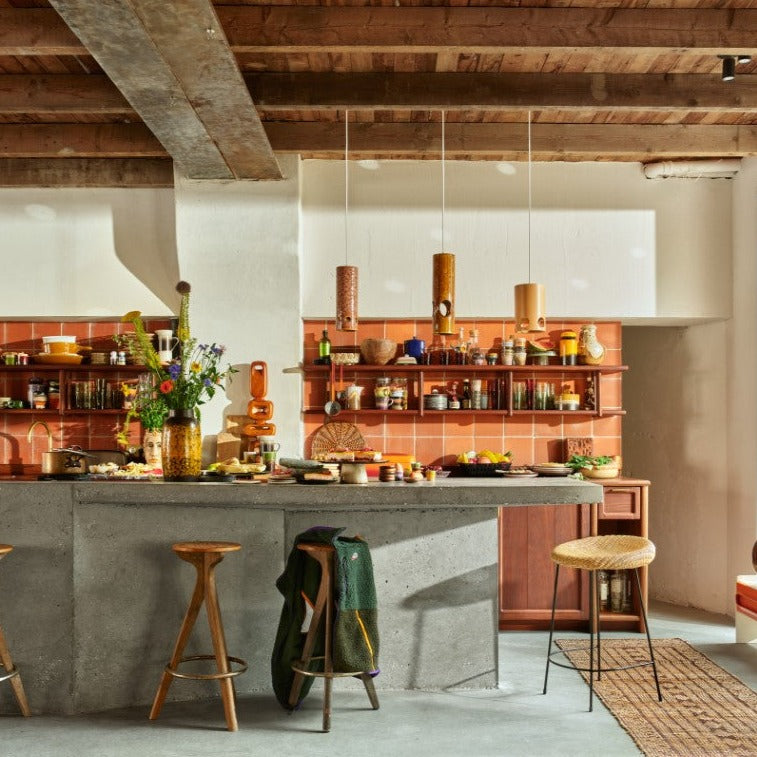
[719,54,751,81]
[721,56,736,81]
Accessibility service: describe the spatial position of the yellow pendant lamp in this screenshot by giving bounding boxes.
[336,109,358,332]
[514,111,547,333]
[433,110,455,336]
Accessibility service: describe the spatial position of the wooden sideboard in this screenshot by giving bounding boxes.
[498,477,650,633]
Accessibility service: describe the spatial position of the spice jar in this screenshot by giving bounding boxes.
[513,337,527,366]
[501,339,514,366]
[559,330,578,366]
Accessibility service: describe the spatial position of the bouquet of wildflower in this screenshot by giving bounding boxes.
[121,281,235,413]
[116,378,169,447]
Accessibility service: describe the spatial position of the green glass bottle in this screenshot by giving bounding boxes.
[318,329,331,362]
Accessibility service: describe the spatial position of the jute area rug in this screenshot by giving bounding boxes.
[555,638,757,757]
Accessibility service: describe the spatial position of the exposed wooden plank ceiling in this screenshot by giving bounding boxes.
[1,0,756,186]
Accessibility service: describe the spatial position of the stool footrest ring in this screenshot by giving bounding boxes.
[0,665,19,684]
[166,654,248,681]
[547,646,655,675]
[292,655,374,680]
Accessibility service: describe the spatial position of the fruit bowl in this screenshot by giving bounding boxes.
[456,462,511,477]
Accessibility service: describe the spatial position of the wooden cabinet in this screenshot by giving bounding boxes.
[498,478,650,633]
[301,364,627,418]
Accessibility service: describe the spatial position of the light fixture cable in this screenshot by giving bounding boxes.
[344,109,349,265]
[527,110,532,283]
[441,109,446,252]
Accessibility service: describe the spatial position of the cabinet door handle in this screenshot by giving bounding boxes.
[605,488,631,494]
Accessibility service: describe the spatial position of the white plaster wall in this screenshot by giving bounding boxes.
[173,155,302,464]
[0,189,177,316]
[623,324,730,613]
[302,161,730,323]
[728,158,757,583]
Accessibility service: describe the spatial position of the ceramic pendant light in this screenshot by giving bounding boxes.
[433,110,455,336]
[336,110,358,332]
[514,112,547,333]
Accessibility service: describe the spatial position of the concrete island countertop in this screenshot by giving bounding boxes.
[0,477,601,716]
[1,476,604,510]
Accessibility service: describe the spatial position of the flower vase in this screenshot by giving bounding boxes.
[143,428,163,470]
[162,409,202,481]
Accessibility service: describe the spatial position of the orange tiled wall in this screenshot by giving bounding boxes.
[0,319,170,473]
[303,319,622,467]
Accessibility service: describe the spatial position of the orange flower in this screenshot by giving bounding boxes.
[159,380,174,394]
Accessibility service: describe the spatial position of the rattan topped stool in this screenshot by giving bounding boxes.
[289,542,379,732]
[149,541,248,731]
[542,534,662,711]
[0,545,30,717]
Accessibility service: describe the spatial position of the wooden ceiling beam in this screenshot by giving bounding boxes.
[5,71,755,117]
[247,72,757,113]
[219,6,757,54]
[4,6,756,57]
[3,122,755,160]
[47,0,281,180]
[0,158,173,188]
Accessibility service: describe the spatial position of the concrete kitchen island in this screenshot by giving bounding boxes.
[0,478,602,715]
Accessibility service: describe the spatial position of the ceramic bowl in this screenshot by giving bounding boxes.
[360,338,397,365]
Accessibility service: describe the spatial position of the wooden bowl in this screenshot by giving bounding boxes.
[360,338,397,365]
[581,465,619,479]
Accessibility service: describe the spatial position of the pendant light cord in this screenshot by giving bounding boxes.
[527,110,532,283]
[344,109,349,266]
[441,109,446,253]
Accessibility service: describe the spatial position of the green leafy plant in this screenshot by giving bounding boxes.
[565,454,615,471]
[116,378,169,447]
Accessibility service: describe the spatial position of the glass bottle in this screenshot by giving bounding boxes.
[318,329,331,362]
[461,379,472,410]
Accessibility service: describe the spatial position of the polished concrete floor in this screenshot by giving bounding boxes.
[2,602,755,757]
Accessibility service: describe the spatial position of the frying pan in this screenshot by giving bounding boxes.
[324,362,341,416]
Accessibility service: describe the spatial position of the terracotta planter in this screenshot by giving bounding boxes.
[161,409,202,481]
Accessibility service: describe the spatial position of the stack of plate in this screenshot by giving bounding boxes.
[531,463,573,477]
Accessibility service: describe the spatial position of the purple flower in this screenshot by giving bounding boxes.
[204,378,212,387]
[168,363,181,379]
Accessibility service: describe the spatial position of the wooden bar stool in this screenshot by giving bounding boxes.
[149,541,248,731]
[0,545,30,717]
[289,543,379,732]
[543,534,662,711]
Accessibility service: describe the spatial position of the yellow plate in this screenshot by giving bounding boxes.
[34,353,84,365]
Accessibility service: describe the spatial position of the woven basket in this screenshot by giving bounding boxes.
[310,422,366,457]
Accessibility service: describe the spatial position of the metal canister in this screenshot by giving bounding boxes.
[559,330,578,366]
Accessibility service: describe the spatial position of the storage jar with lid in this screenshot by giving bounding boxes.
[578,324,605,365]
[559,331,578,366]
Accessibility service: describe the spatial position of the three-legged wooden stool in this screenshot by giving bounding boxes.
[149,541,248,731]
[0,545,30,717]
[543,534,663,711]
[289,542,379,732]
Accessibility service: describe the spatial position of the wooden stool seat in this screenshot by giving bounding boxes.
[551,535,656,571]
[289,542,379,732]
[544,534,662,712]
[149,540,247,731]
[0,545,31,716]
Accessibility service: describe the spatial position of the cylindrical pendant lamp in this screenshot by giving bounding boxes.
[433,252,455,335]
[336,264,358,332]
[514,282,546,333]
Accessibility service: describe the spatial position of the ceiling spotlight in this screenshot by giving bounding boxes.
[737,54,752,65]
[721,56,736,82]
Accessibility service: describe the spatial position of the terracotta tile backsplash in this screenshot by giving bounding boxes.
[0,319,170,474]
[303,318,622,467]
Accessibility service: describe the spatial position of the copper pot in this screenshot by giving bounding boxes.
[40,447,91,476]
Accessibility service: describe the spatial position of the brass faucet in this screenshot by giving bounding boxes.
[27,421,53,452]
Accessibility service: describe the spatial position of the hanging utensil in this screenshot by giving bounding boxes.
[324,362,341,417]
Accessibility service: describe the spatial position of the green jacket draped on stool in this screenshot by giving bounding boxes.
[271,526,380,709]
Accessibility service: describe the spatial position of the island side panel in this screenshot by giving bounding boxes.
[72,501,285,713]
[0,484,74,715]
[285,507,499,690]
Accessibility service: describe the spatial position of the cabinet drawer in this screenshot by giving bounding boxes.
[599,487,641,519]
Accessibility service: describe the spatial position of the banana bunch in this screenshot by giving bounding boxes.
[456,449,513,464]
